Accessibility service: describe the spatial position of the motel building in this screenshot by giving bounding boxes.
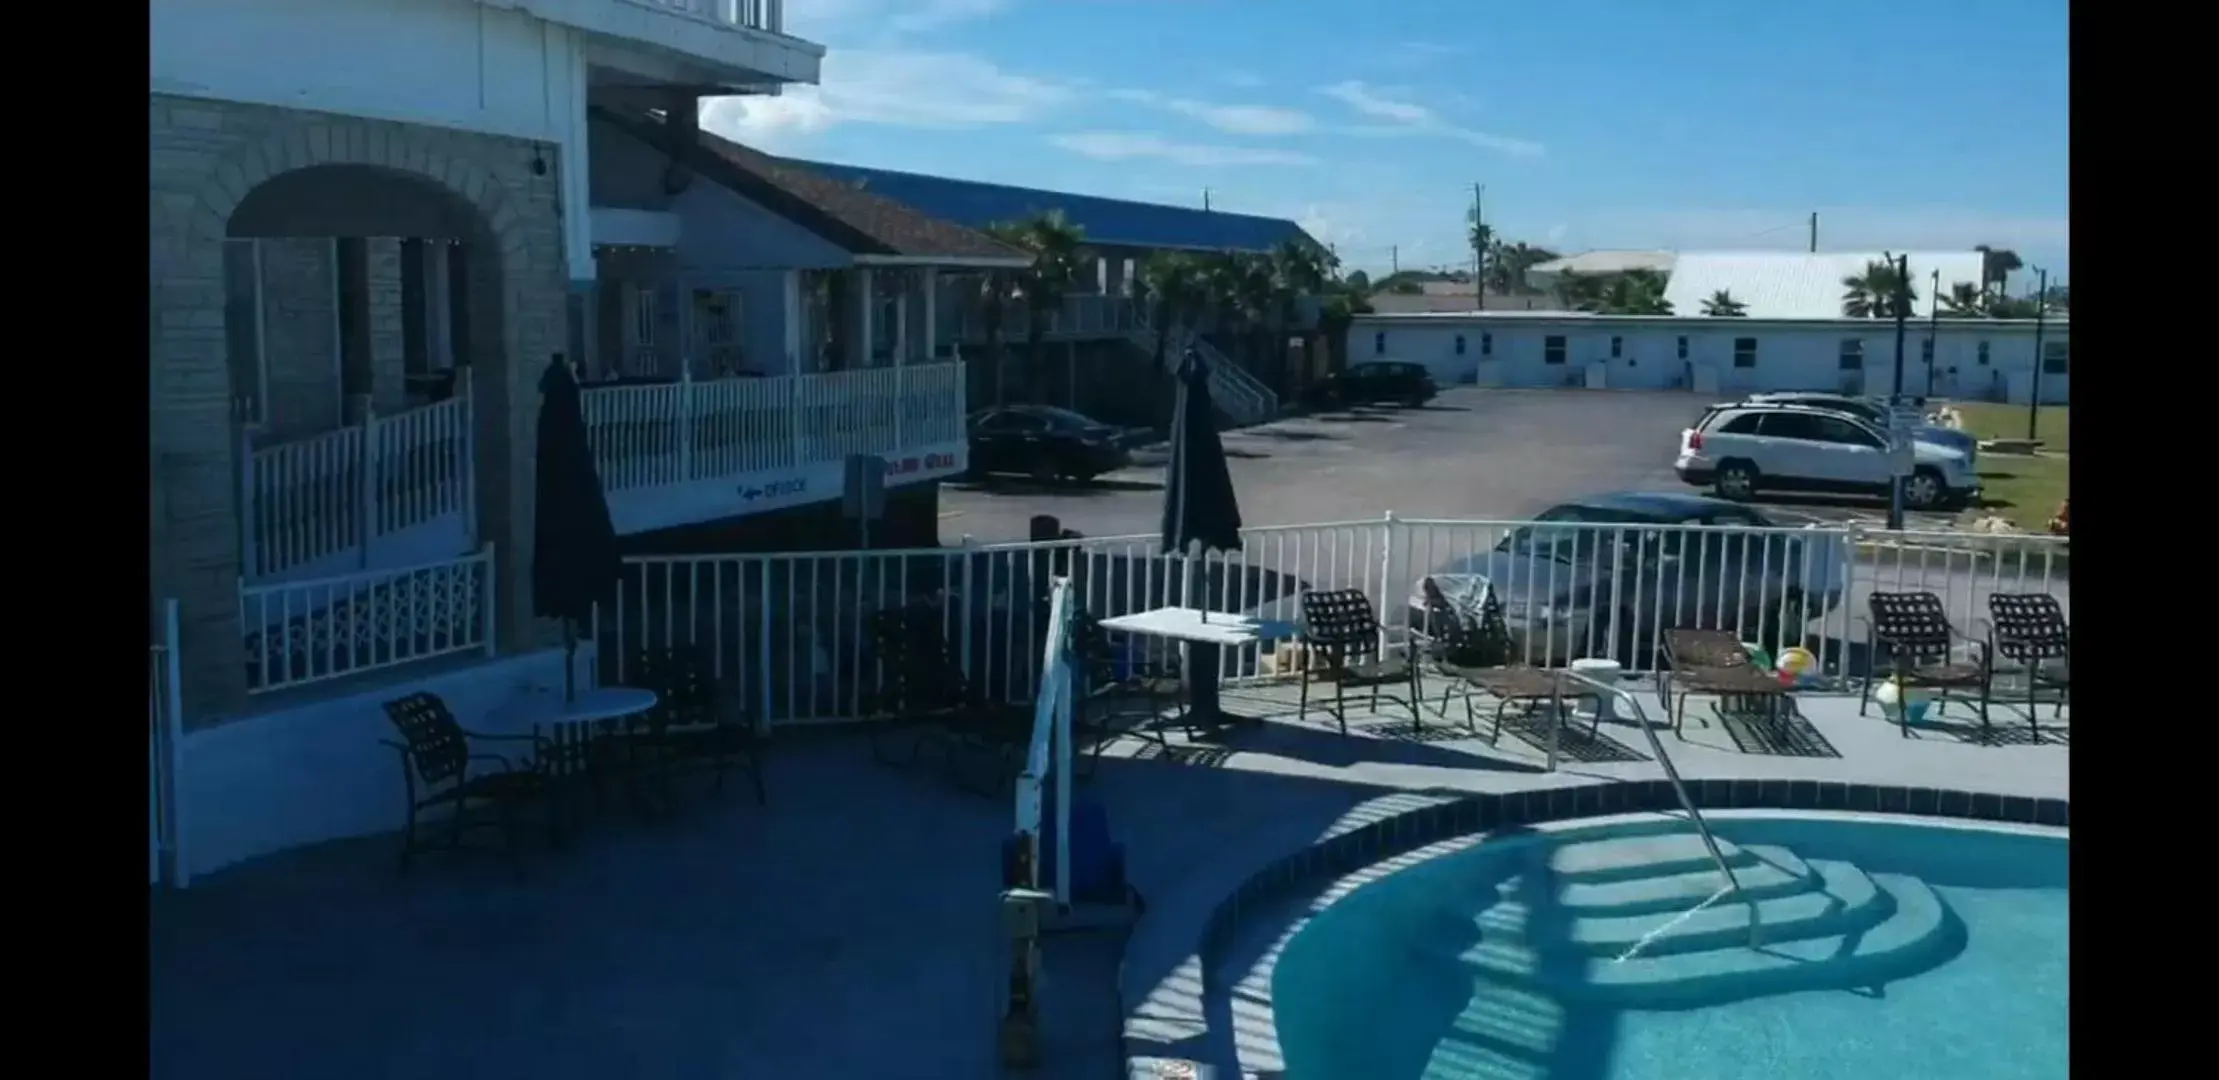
[1353,251,2069,403]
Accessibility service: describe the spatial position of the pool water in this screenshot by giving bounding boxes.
[1269,812,2067,1080]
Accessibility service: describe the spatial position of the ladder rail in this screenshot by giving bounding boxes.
[1551,668,1761,948]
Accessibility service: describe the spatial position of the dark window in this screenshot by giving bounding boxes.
[1676,336,1689,360]
[1976,341,1991,365]
[1716,412,1766,435]
[1373,332,1386,355]
[1544,335,1567,364]
[1732,337,1758,368]
[1610,336,1624,359]
[1756,411,1826,441]
[1480,333,1493,357]
[1454,334,1467,355]
[1837,339,1865,370]
[1920,338,1935,365]
[1809,415,1882,448]
[2041,341,2069,375]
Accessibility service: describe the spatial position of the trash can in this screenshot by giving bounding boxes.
[1569,657,1624,725]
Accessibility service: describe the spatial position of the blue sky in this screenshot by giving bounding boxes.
[704,0,2069,280]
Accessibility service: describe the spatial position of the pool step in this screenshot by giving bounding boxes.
[1543,832,1765,885]
[1555,845,1816,917]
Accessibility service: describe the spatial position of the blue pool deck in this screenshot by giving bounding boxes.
[149,681,2066,1080]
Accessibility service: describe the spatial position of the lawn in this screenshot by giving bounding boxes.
[1946,401,2068,531]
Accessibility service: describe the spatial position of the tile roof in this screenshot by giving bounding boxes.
[787,161,1316,253]
[1660,251,1988,320]
[595,109,1029,263]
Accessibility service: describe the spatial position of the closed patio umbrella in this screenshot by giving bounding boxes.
[1161,349,1245,724]
[532,355,622,701]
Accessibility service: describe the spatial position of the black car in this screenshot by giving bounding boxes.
[1304,361,1439,409]
[966,405,1151,483]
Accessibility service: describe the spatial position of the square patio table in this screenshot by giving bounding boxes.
[1097,607,1294,729]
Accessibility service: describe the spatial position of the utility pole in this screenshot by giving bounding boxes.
[1390,245,1399,275]
[1202,188,1212,212]
[1808,212,1819,253]
[1924,268,1941,398]
[2026,267,2049,440]
[1886,253,1911,530]
[1471,183,1486,311]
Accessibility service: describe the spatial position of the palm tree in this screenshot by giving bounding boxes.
[1232,253,1278,386]
[1556,270,1607,312]
[989,212,1086,401]
[1699,290,1748,317]
[1597,269,1673,315]
[1269,239,1332,396]
[1939,282,1987,318]
[1840,259,1917,318]
[1137,252,1205,375]
[1974,244,2023,298]
[1315,280,1373,377]
[1484,241,1560,294]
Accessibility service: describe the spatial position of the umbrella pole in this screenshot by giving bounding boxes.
[563,620,577,704]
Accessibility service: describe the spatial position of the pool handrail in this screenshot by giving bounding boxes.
[1551,667,1760,948]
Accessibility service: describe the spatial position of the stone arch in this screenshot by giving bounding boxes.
[150,97,565,718]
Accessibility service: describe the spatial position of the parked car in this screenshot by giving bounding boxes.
[1408,492,1848,666]
[1676,402,1981,511]
[965,405,1151,484]
[1740,391,1980,464]
[1303,361,1438,409]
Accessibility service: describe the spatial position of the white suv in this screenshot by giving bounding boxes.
[1676,403,1981,511]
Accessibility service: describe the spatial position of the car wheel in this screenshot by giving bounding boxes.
[1714,461,1759,501]
[1903,468,1948,511]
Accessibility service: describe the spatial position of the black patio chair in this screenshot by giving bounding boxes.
[1983,593,2070,740]
[626,645,767,807]
[867,603,1035,794]
[379,692,559,873]
[1858,591,1990,736]
[1071,611,1189,770]
[1409,577,1577,743]
[1296,588,1421,736]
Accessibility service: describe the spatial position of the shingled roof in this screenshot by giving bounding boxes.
[592,108,1031,265]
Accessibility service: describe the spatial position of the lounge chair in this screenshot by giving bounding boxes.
[1409,576,1568,743]
[1296,588,1421,736]
[1859,591,1990,736]
[1983,593,2070,741]
[867,603,1034,793]
[626,645,767,807]
[1660,627,1799,737]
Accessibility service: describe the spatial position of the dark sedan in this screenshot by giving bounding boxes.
[966,405,1153,484]
[1303,361,1439,409]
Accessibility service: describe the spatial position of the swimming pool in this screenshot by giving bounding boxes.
[1268,811,2068,1080]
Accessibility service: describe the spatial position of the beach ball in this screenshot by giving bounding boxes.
[1776,646,1817,679]
[1873,678,1932,720]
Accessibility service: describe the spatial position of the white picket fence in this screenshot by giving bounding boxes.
[590,516,2070,729]
[238,547,498,694]
[150,599,188,888]
[241,389,474,579]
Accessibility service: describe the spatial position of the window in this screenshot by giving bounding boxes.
[1610,336,1624,359]
[1544,335,1567,365]
[1757,412,1826,441]
[1716,412,1766,435]
[1976,340,1991,366]
[1454,334,1467,356]
[222,239,266,424]
[2041,340,2069,375]
[1836,339,1864,371]
[1919,338,1935,366]
[1373,332,1386,356]
[629,285,658,347]
[1480,333,1493,357]
[1732,337,1758,368]
[1676,336,1689,360]
[1810,415,1883,448]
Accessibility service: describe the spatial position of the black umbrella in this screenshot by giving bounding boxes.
[532,355,622,701]
[1160,349,1245,726]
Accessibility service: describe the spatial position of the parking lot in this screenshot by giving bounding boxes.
[940,387,1957,542]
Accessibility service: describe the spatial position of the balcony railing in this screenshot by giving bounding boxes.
[954,294,1142,342]
[633,0,785,35]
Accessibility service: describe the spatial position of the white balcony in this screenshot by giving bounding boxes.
[510,0,821,88]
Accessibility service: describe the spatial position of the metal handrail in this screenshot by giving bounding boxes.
[1551,667,1759,948]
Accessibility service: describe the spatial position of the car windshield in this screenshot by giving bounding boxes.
[1493,505,1671,563]
[1022,406,1103,430]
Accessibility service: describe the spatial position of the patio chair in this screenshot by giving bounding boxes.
[1659,628,1798,736]
[1296,588,1422,736]
[1983,593,2070,740]
[379,692,559,873]
[1071,612,1188,771]
[1408,577,1567,743]
[1858,591,1991,736]
[867,603,1034,794]
[626,645,767,808]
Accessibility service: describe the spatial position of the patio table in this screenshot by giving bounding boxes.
[494,687,659,821]
[1098,607,1294,729]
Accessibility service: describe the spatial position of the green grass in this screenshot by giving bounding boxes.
[1944,402,2068,530]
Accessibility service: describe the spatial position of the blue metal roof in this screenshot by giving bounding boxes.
[790,160,1315,253]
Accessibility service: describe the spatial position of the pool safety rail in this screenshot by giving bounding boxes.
[1552,666,1756,953]
[586,514,2068,731]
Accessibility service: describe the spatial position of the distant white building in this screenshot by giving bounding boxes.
[1352,250,2066,403]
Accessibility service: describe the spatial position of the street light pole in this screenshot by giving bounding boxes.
[1471,183,1487,311]
[1925,268,1941,398]
[2026,267,2049,440]
[1886,253,1911,531]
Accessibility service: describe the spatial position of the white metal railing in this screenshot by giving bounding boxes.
[632,0,785,35]
[579,363,966,494]
[1133,320,1278,427]
[587,516,2068,729]
[238,546,497,694]
[1016,578,1080,906]
[150,599,189,888]
[242,387,474,579]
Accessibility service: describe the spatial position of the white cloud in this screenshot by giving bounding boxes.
[1318,81,1546,159]
[789,0,1011,38]
[1047,132,1319,168]
[1108,89,1315,137]
[702,50,1070,150]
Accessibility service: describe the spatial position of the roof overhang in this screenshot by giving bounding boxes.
[853,253,1032,270]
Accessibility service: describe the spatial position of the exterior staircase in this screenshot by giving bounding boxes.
[1457,820,1964,1010]
[1128,311,1278,428]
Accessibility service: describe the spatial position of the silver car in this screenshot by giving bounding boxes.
[1408,492,1849,666]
